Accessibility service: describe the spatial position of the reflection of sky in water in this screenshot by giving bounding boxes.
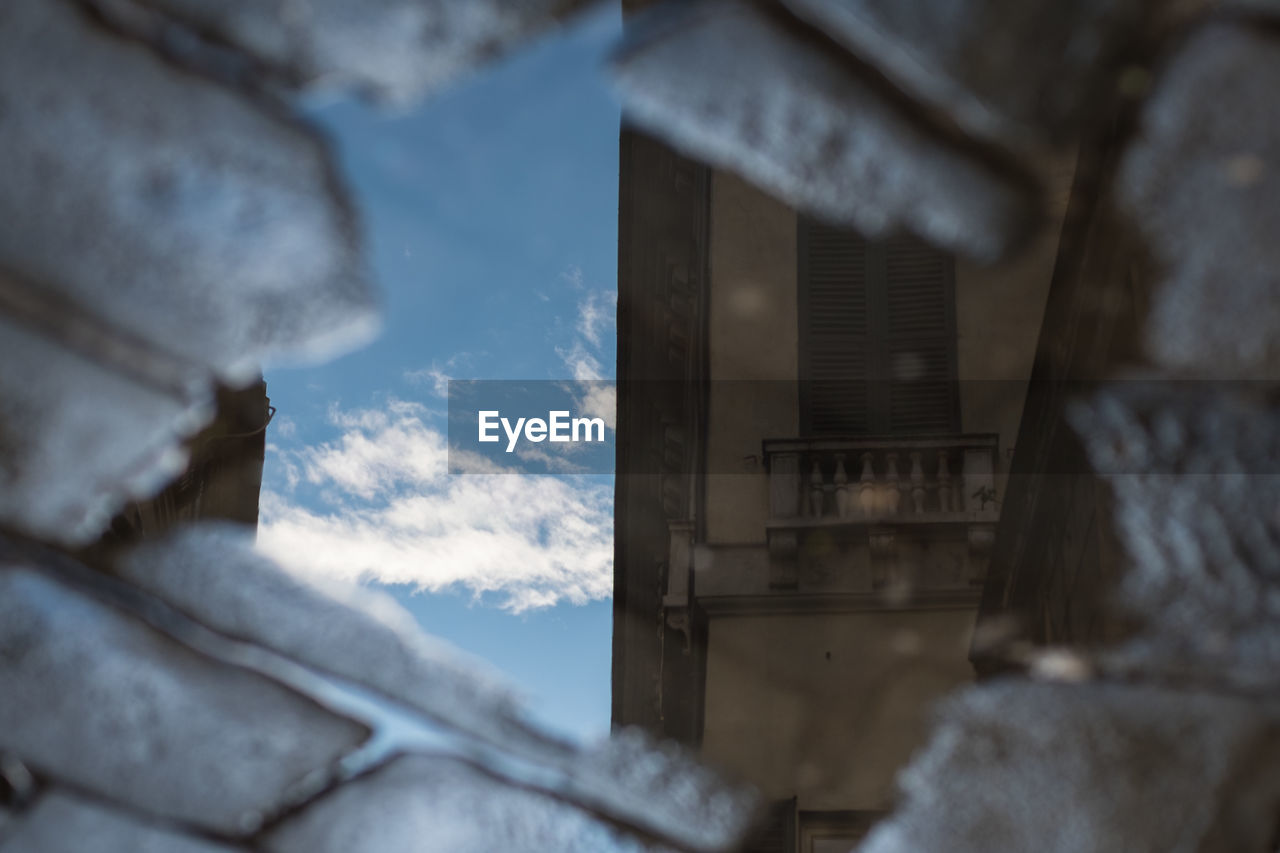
[259,5,622,743]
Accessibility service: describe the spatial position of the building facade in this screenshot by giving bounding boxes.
[613,126,1072,850]
[81,380,272,564]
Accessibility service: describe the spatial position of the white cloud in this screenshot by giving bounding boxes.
[405,353,478,399]
[404,364,452,398]
[514,443,592,474]
[265,443,302,490]
[262,272,621,612]
[272,415,297,439]
[257,401,613,612]
[543,270,618,432]
[556,334,616,432]
[576,289,615,350]
[551,372,616,433]
[561,264,585,291]
[557,344,599,382]
[551,281,618,432]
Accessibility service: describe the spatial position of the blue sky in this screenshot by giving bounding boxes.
[257,6,622,742]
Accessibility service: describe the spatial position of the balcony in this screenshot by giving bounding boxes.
[764,434,1000,525]
[762,434,1000,589]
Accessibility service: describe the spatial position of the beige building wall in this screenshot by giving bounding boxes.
[701,609,977,810]
[695,165,1071,819]
[705,171,798,545]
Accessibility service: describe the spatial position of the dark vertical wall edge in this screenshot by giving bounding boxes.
[612,124,711,742]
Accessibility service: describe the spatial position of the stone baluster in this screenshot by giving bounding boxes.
[884,452,902,516]
[938,451,953,513]
[909,451,925,514]
[858,452,877,516]
[808,458,825,517]
[833,453,851,519]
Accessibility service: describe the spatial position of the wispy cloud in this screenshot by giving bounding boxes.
[561,264,586,291]
[554,271,617,429]
[272,415,298,439]
[405,352,478,399]
[404,364,452,398]
[576,289,615,350]
[257,401,613,612]
[557,341,605,382]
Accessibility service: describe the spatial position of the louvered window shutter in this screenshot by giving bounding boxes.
[882,234,960,433]
[799,219,959,436]
[798,219,873,435]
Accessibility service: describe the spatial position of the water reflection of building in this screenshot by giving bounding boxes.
[611,124,1074,850]
[88,381,272,554]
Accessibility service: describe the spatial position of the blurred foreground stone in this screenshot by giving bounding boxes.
[108,0,597,103]
[0,564,368,834]
[859,681,1280,853]
[613,0,1040,260]
[0,529,756,852]
[2,793,245,853]
[1120,22,1280,375]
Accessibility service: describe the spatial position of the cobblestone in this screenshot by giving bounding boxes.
[0,0,376,386]
[859,681,1280,853]
[612,0,1039,260]
[114,0,593,104]
[0,565,367,835]
[1120,23,1280,374]
[115,525,523,730]
[781,0,1147,147]
[1070,383,1280,688]
[262,755,644,853]
[0,792,245,853]
[0,314,206,544]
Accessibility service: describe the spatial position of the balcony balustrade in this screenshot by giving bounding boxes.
[765,435,999,525]
[762,435,1000,588]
